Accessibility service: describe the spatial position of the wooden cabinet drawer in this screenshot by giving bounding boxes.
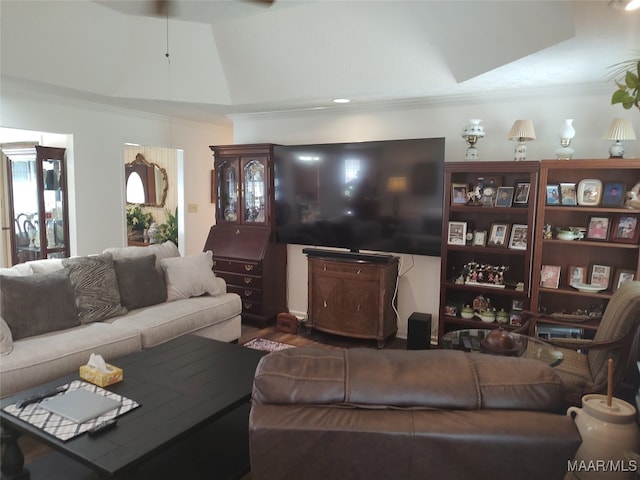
[213,258,262,275]
[227,284,261,300]
[311,260,379,280]
[215,270,263,289]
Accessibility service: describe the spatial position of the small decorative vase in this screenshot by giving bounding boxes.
[147,223,160,244]
[567,394,640,479]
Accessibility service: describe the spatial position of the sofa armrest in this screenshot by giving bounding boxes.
[214,276,227,293]
[252,348,565,412]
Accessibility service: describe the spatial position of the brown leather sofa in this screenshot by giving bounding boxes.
[249,348,581,480]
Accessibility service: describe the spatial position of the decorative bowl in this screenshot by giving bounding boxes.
[480,329,525,356]
[570,283,607,293]
[478,311,496,323]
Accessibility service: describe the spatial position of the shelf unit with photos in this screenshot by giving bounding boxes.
[530,159,640,338]
[438,161,539,344]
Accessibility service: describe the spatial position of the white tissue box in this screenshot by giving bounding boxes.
[79,363,123,387]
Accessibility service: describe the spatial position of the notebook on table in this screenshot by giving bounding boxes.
[40,388,122,424]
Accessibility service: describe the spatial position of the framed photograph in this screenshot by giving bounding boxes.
[451,183,469,205]
[586,215,611,241]
[513,180,530,206]
[546,184,561,205]
[495,186,514,207]
[589,264,612,290]
[508,224,528,250]
[509,311,523,326]
[613,269,636,292]
[445,303,459,316]
[567,265,588,286]
[577,178,603,206]
[560,183,577,206]
[601,182,626,207]
[540,265,561,289]
[488,223,509,247]
[472,230,487,246]
[611,215,640,244]
[511,298,524,311]
[447,221,467,245]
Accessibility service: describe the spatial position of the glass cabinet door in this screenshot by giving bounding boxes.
[39,146,68,258]
[242,158,267,225]
[216,159,239,223]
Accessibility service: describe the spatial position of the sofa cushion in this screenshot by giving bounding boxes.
[161,250,223,302]
[252,348,565,412]
[0,322,142,398]
[104,240,180,275]
[108,293,241,348]
[0,316,13,356]
[114,254,167,310]
[62,254,127,324]
[0,269,79,340]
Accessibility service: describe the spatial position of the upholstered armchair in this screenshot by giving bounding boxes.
[522,280,640,406]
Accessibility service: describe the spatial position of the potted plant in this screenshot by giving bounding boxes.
[126,204,154,241]
[153,207,178,246]
[610,56,640,112]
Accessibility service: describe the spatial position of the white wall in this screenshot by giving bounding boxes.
[230,85,640,339]
[1,80,233,257]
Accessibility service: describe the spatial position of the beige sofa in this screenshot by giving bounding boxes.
[0,242,242,398]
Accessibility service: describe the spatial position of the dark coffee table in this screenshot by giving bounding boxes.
[0,335,266,479]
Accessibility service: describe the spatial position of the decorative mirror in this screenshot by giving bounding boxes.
[125,153,168,207]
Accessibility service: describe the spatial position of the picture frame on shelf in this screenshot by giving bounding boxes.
[546,184,561,205]
[589,263,612,290]
[613,269,636,292]
[488,223,509,247]
[451,183,469,205]
[495,186,514,207]
[513,180,530,206]
[601,182,626,207]
[508,224,528,250]
[586,215,611,241]
[511,298,524,311]
[610,215,640,244]
[445,303,459,317]
[540,265,561,289]
[560,183,577,206]
[567,265,588,286]
[472,230,487,246]
[577,179,603,206]
[447,221,467,245]
[509,311,523,326]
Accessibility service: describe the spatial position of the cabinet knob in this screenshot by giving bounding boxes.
[357,269,362,274]
[357,304,361,312]
[244,290,252,297]
[244,277,253,284]
[244,264,254,271]
[243,302,253,309]
[323,300,327,308]
[235,229,240,235]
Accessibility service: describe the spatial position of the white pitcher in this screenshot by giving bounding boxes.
[567,394,640,479]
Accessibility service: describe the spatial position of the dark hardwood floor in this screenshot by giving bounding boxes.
[18,324,406,476]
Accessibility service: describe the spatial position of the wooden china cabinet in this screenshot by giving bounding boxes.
[204,144,287,327]
[5,145,70,264]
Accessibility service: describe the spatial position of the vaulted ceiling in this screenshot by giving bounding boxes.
[1,1,638,124]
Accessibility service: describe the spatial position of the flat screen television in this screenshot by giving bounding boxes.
[273,138,445,257]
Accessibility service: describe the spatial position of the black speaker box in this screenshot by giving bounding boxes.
[407,312,432,350]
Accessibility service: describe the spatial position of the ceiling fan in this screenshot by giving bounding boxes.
[151,0,274,17]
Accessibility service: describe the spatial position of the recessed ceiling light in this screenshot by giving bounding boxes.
[333,98,350,104]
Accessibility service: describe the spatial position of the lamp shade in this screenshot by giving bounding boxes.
[508,120,536,141]
[603,118,637,141]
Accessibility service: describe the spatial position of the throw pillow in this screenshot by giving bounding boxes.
[0,263,33,276]
[114,254,167,310]
[0,316,13,356]
[161,250,224,302]
[62,254,127,324]
[0,269,79,340]
[104,240,180,275]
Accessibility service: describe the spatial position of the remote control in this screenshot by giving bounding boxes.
[88,419,118,436]
[16,385,68,409]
